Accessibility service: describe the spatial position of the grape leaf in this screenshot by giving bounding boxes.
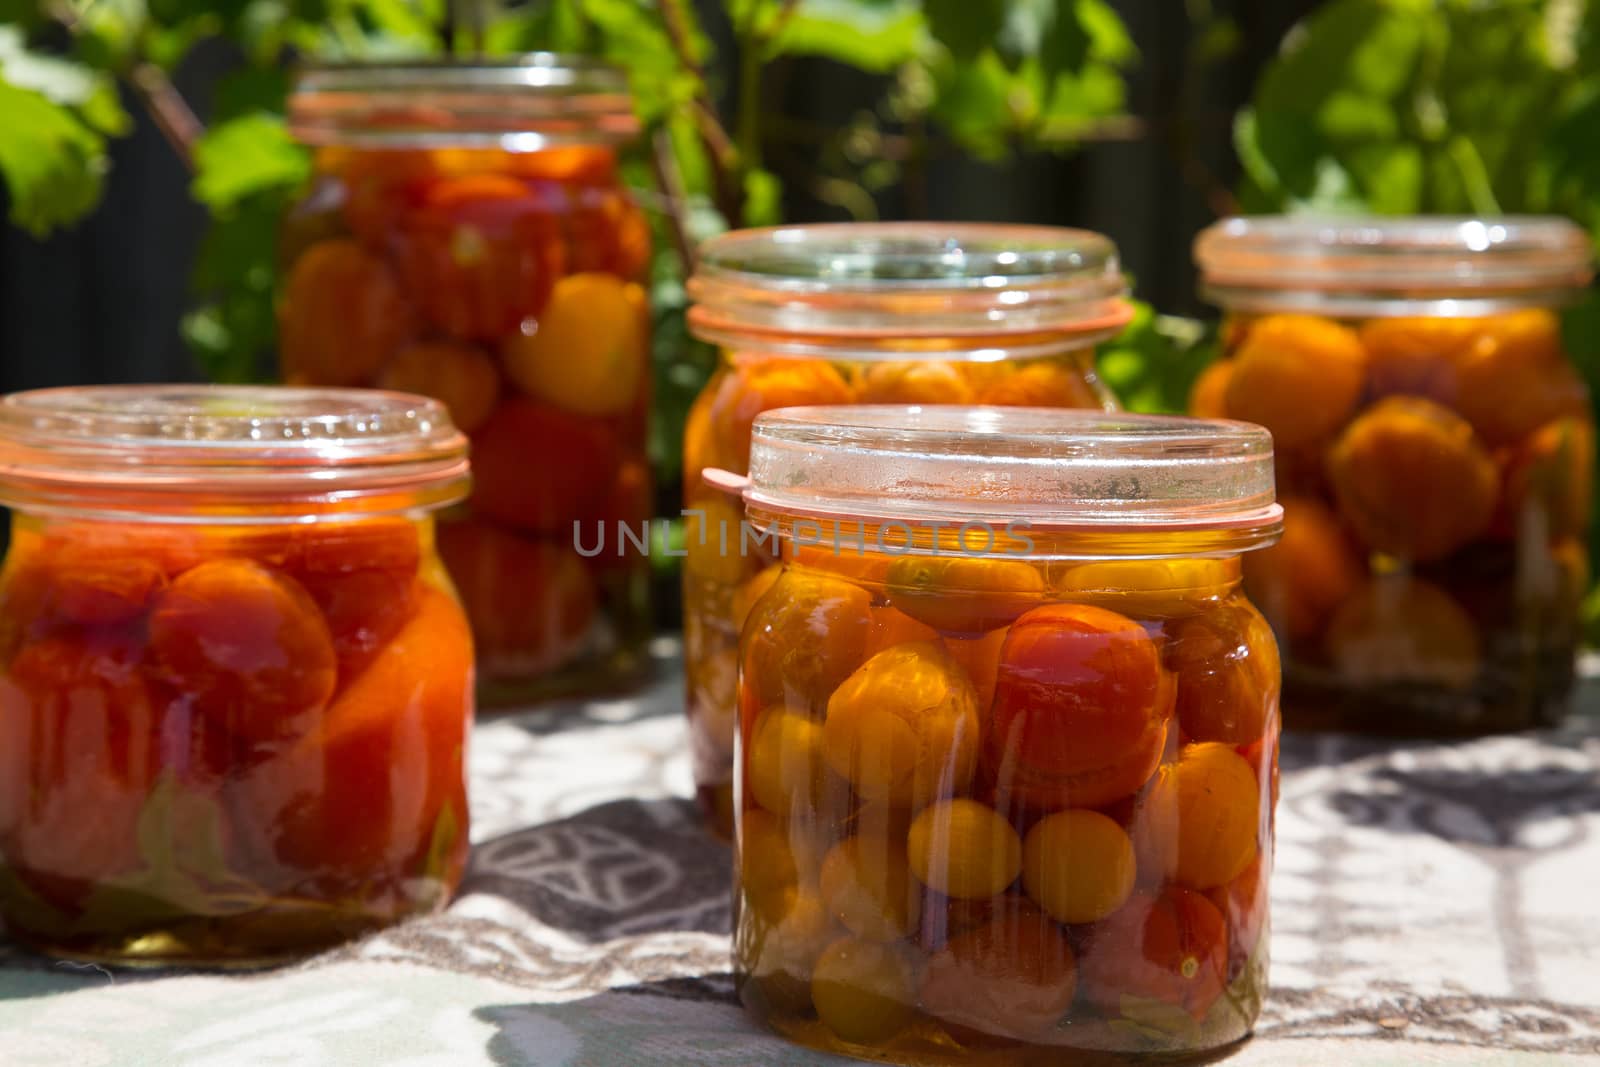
[1096,302,1210,415]
[185,192,286,383]
[1235,0,1430,213]
[0,82,110,237]
[76,775,267,930]
[767,0,923,73]
[192,113,311,212]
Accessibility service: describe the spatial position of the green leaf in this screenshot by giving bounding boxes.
[928,50,1017,159]
[186,190,288,383]
[192,113,311,212]
[926,0,1005,63]
[76,775,267,929]
[743,166,783,228]
[0,82,109,237]
[768,0,923,73]
[0,26,131,137]
[419,800,462,883]
[1236,0,1431,212]
[1096,303,1210,415]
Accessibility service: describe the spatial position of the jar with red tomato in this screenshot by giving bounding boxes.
[281,57,652,704]
[682,224,1133,834]
[1192,217,1595,733]
[0,386,473,965]
[718,406,1282,1061]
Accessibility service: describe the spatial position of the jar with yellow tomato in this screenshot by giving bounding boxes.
[716,406,1282,1061]
[280,57,652,703]
[682,224,1133,833]
[1193,217,1595,734]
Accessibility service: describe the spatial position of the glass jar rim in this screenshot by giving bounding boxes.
[717,405,1280,558]
[687,223,1134,360]
[1195,215,1595,317]
[288,54,640,149]
[0,385,470,521]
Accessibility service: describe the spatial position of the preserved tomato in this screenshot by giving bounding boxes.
[282,58,651,703]
[729,408,1280,1062]
[1194,216,1594,732]
[0,386,472,964]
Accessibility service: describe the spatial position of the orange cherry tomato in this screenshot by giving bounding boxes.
[469,397,622,535]
[742,569,874,716]
[336,148,444,246]
[279,239,414,386]
[884,556,1047,636]
[1166,600,1279,745]
[376,341,502,434]
[241,583,472,882]
[562,184,651,279]
[283,520,423,683]
[1187,360,1232,419]
[437,519,596,677]
[1327,396,1498,562]
[709,357,854,472]
[1359,315,1480,404]
[148,560,337,745]
[974,361,1100,408]
[1131,742,1260,891]
[823,642,982,809]
[858,361,975,405]
[1243,497,1363,645]
[391,173,567,342]
[1079,887,1229,1021]
[1453,309,1589,446]
[1223,314,1367,450]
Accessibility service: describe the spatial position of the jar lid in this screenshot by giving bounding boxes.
[720,406,1280,558]
[686,223,1134,360]
[1195,215,1595,316]
[288,54,640,148]
[0,385,471,520]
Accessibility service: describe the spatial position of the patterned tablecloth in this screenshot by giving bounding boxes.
[2,641,1598,1067]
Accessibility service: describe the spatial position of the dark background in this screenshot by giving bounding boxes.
[0,0,1320,393]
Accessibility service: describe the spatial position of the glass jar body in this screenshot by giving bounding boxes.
[684,349,1114,835]
[730,545,1278,1062]
[0,509,472,965]
[1191,307,1591,733]
[279,141,653,705]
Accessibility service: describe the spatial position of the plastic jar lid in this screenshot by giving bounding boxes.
[287,54,640,148]
[0,385,470,520]
[1195,215,1595,317]
[687,223,1134,360]
[714,406,1280,559]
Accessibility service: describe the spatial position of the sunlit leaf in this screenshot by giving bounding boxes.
[0,81,109,236]
[768,0,923,73]
[192,113,311,211]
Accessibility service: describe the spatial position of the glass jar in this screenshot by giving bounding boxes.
[719,405,1282,1062]
[282,56,652,705]
[1193,216,1595,734]
[683,224,1133,834]
[0,386,473,965]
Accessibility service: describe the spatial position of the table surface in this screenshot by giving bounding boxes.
[2,642,1598,1067]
